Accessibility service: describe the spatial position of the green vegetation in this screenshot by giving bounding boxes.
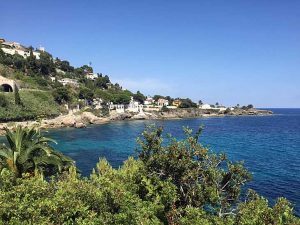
[0,126,298,224]
[0,126,73,177]
[0,90,61,122]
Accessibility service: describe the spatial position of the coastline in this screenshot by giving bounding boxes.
[0,108,273,136]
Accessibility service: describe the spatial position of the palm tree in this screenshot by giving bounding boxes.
[0,126,73,177]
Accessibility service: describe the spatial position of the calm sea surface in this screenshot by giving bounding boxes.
[45,108,299,215]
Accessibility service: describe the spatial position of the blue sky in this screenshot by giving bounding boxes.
[1,0,300,107]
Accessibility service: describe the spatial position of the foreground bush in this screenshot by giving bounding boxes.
[0,126,299,224]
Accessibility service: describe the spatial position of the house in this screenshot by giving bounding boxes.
[1,41,44,59]
[115,104,125,113]
[199,104,212,109]
[58,78,79,87]
[157,98,169,107]
[144,96,155,105]
[93,98,103,109]
[172,99,182,108]
[127,97,143,113]
[86,73,98,80]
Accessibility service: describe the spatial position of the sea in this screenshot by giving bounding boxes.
[44,108,299,215]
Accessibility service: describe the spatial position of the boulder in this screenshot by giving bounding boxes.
[75,122,86,128]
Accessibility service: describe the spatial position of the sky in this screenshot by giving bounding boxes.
[1,0,300,108]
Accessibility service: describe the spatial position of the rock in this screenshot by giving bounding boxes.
[75,122,86,128]
[61,115,76,127]
[81,112,100,123]
[110,113,131,121]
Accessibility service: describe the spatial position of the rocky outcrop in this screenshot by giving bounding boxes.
[0,108,273,136]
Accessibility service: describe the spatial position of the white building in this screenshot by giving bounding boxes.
[86,73,99,80]
[127,97,143,113]
[157,98,169,107]
[58,78,79,87]
[115,104,125,113]
[144,97,155,105]
[93,98,103,109]
[199,104,212,109]
[1,41,44,59]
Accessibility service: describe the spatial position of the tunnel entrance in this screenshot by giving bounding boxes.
[1,84,13,92]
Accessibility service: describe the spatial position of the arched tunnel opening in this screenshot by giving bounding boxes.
[0,84,13,92]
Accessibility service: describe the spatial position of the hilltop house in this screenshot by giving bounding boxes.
[1,40,44,59]
[86,73,98,80]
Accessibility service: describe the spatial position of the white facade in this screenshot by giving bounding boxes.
[116,104,125,113]
[93,98,103,109]
[200,104,212,109]
[127,97,143,113]
[86,73,98,80]
[157,98,169,107]
[144,97,155,105]
[1,42,42,59]
[58,78,79,87]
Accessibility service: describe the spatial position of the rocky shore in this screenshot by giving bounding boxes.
[0,108,273,135]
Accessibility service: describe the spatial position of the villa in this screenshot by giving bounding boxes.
[157,98,169,107]
[86,73,99,80]
[1,39,44,59]
[144,96,155,105]
[127,97,143,113]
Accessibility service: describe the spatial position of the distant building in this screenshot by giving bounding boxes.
[172,99,182,108]
[157,98,169,107]
[58,78,79,87]
[115,104,125,113]
[0,38,5,43]
[144,96,155,105]
[1,41,44,59]
[199,104,212,109]
[127,97,143,113]
[93,98,103,109]
[86,73,98,80]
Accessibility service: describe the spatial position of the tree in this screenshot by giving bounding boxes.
[137,125,252,216]
[38,51,55,75]
[14,84,21,105]
[26,49,39,74]
[133,91,146,104]
[12,54,26,70]
[95,76,110,89]
[79,87,94,101]
[153,95,164,101]
[0,126,73,177]
[247,104,254,109]
[179,98,197,108]
[198,100,203,105]
[52,87,71,104]
[0,94,8,107]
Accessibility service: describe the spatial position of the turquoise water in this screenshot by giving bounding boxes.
[45,109,299,215]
